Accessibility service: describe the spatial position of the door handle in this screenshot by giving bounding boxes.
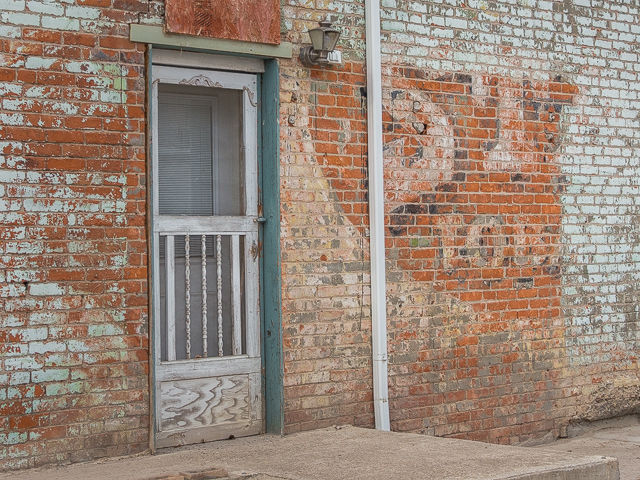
[253,217,266,223]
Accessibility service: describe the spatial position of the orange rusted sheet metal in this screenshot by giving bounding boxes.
[165,0,281,45]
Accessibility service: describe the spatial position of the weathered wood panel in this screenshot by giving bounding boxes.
[161,375,250,431]
[165,0,281,45]
[157,356,261,382]
[155,215,255,234]
[156,422,261,448]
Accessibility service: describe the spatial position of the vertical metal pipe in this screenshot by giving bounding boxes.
[365,0,390,431]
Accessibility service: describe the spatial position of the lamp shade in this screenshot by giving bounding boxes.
[308,17,341,53]
[308,28,326,51]
[324,29,341,51]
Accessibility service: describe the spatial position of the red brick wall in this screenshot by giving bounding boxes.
[0,1,148,470]
[278,59,583,443]
[279,60,375,432]
[3,0,640,471]
[382,71,578,443]
[280,0,640,443]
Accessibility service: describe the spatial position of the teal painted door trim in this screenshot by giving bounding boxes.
[260,59,284,435]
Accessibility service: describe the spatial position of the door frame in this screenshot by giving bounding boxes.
[259,58,284,436]
[145,47,283,450]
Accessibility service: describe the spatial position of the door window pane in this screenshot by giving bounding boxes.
[157,84,244,216]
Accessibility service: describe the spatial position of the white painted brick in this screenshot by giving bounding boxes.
[9,371,30,385]
[407,23,429,35]
[381,20,406,32]
[29,283,65,296]
[27,0,64,15]
[24,56,58,70]
[431,27,454,39]
[454,51,476,63]
[41,15,79,31]
[380,9,396,20]
[397,11,409,22]
[99,90,125,104]
[0,0,24,11]
[444,16,467,29]
[65,5,100,19]
[2,11,39,26]
[0,25,21,38]
[610,21,630,32]
[4,356,42,372]
[31,368,69,383]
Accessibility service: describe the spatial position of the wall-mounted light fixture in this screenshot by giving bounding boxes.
[299,17,341,67]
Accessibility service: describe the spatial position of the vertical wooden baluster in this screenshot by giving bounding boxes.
[201,234,208,358]
[232,235,242,355]
[166,235,176,362]
[185,234,191,360]
[217,235,223,357]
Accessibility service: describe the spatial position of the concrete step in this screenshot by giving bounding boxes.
[3,426,619,480]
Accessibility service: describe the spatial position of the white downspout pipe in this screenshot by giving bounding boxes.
[365,0,390,431]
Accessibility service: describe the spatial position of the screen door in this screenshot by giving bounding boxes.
[151,66,261,448]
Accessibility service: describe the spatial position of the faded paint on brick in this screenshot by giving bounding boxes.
[381,72,577,442]
[0,0,148,471]
[3,0,640,471]
[280,0,640,444]
[376,0,640,440]
[276,0,372,436]
[279,58,374,431]
[309,66,581,441]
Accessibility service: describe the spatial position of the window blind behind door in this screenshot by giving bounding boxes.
[158,92,216,216]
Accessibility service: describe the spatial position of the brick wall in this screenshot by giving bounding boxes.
[556,2,640,423]
[382,70,577,442]
[373,0,640,443]
[278,6,375,432]
[280,0,640,443]
[277,56,577,442]
[0,0,148,469]
[2,0,640,471]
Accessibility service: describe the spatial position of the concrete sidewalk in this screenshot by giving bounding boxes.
[536,419,640,480]
[2,426,619,480]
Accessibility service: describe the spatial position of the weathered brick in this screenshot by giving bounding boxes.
[2,0,640,472]
[0,0,148,471]
[277,0,640,447]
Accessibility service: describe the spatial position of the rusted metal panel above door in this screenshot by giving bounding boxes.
[165,0,281,45]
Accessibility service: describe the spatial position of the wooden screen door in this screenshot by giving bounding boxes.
[151,65,262,448]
